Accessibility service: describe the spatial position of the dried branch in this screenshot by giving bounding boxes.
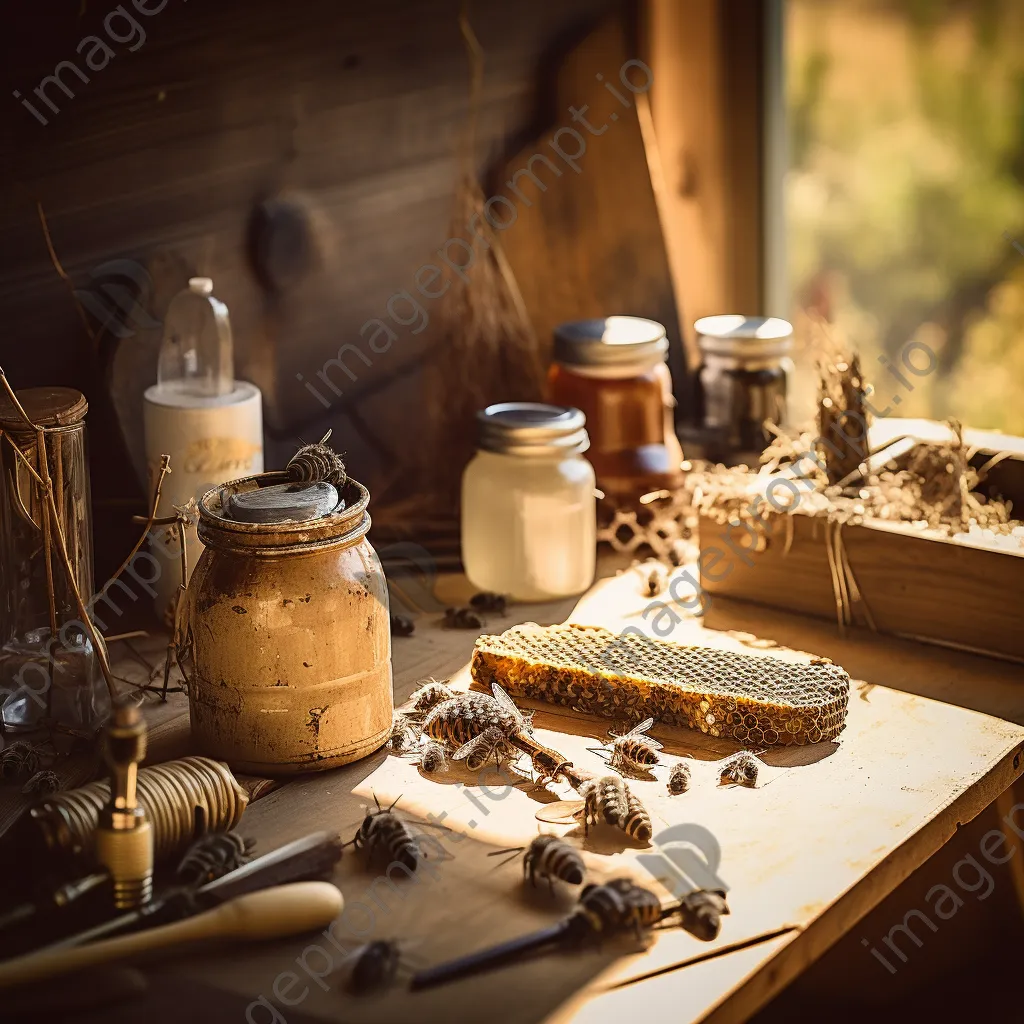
[104,454,171,597]
[42,480,115,698]
[0,429,46,489]
[36,427,59,637]
[36,201,97,350]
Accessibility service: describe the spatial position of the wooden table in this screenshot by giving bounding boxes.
[12,557,1024,1024]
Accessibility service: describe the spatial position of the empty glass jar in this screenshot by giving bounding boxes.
[461,404,596,601]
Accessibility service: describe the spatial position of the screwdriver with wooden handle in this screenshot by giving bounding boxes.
[0,881,343,990]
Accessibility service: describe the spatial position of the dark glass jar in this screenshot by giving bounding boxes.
[548,317,683,504]
[694,316,793,466]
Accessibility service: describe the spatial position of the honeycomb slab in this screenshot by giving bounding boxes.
[471,623,850,746]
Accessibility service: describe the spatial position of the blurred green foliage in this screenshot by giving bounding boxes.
[787,0,1024,433]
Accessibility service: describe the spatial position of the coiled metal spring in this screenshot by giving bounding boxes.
[27,756,248,867]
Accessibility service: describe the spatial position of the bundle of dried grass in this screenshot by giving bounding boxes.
[814,320,869,486]
[426,9,547,500]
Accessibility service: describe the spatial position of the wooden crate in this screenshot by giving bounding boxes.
[698,513,1024,663]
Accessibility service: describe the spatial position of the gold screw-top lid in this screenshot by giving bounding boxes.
[554,316,668,369]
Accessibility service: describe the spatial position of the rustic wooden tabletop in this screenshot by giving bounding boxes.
[5,554,1024,1024]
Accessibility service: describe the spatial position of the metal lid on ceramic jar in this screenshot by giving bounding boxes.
[553,316,669,369]
[477,403,590,457]
[695,315,793,365]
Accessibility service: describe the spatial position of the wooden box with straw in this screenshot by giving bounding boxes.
[693,343,1024,665]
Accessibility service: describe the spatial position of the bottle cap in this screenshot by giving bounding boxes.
[554,316,669,369]
[695,315,793,364]
[477,403,589,457]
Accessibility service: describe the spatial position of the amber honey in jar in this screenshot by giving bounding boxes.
[548,317,683,504]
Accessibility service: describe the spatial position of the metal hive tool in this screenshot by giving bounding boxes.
[471,624,850,746]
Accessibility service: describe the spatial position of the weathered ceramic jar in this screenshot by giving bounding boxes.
[184,473,393,774]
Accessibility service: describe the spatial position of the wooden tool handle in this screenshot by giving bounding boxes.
[0,881,343,991]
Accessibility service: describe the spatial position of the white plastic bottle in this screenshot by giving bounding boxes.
[143,278,263,620]
[461,403,596,601]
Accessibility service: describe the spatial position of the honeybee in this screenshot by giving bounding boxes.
[0,741,42,781]
[442,607,484,630]
[596,718,662,774]
[605,877,663,937]
[622,787,652,843]
[390,613,415,637]
[287,429,346,488]
[667,761,691,796]
[490,834,585,891]
[572,881,631,939]
[409,680,457,715]
[673,888,730,941]
[339,939,407,994]
[489,682,535,736]
[176,831,255,885]
[21,769,60,797]
[422,683,529,752]
[348,794,421,872]
[720,752,760,788]
[470,591,507,615]
[417,739,449,774]
[641,564,667,597]
[387,712,417,754]
[574,879,661,940]
[575,776,629,834]
[452,726,521,773]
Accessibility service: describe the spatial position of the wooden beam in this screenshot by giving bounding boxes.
[644,0,767,370]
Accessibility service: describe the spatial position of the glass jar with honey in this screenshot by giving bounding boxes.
[548,317,683,504]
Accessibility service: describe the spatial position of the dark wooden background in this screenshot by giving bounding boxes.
[0,0,636,580]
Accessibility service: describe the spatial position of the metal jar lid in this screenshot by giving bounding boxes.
[553,316,669,369]
[0,386,89,432]
[477,403,589,457]
[695,315,793,365]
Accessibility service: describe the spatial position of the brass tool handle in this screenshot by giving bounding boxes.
[0,881,343,990]
[94,820,153,909]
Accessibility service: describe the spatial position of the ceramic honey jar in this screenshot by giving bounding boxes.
[183,472,393,774]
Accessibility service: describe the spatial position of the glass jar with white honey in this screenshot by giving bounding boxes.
[461,403,596,601]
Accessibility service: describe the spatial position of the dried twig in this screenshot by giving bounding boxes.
[36,201,97,350]
[105,454,171,594]
[105,631,149,644]
[137,500,194,701]
[0,430,46,489]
